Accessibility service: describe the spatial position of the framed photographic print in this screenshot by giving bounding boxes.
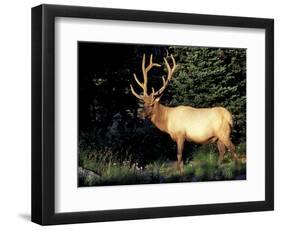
[31,4,274,225]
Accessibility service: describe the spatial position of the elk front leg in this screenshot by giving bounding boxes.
[176,138,184,172]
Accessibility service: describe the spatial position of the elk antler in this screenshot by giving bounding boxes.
[152,55,177,97]
[130,54,161,99]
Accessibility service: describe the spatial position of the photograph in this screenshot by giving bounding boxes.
[78,42,247,187]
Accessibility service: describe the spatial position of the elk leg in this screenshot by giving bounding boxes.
[228,141,238,161]
[217,140,226,164]
[176,138,184,172]
[221,139,238,162]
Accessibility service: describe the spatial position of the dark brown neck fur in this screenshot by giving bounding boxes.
[150,102,169,133]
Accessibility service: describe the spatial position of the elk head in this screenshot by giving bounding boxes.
[130,54,177,119]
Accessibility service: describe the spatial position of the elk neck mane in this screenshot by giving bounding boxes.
[150,102,170,133]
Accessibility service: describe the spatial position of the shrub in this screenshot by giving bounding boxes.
[78,142,246,186]
[219,162,236,179]
[194,167,205,180]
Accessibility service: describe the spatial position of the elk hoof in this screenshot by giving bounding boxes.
[177,162,184,174]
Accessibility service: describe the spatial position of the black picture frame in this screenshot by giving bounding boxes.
[31,4,274,225]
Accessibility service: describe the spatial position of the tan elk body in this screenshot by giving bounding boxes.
[130,54,237,170]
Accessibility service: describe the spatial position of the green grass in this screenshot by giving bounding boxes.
[79,143,246,186]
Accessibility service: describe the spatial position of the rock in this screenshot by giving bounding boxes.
[78,167,101,183]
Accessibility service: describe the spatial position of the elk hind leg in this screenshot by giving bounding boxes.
[217,140,226,164]
[221,139,238,162]
[228,140,238,161]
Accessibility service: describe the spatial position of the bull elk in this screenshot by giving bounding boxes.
[130,54,238,171]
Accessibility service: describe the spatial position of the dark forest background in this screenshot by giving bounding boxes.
[78,42,246,186]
